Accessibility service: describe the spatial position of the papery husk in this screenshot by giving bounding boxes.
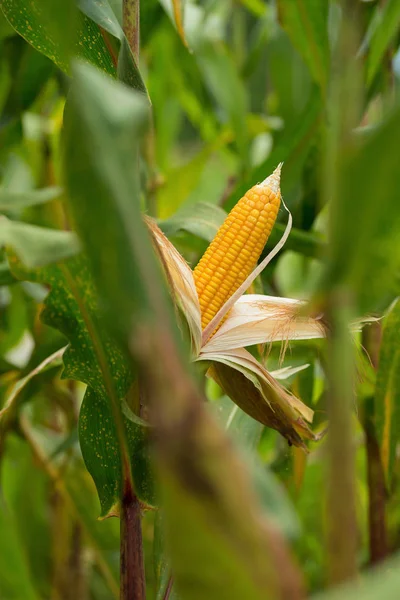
[145,216,202,355]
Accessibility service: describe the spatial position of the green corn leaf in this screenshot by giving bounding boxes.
[323,104,400,313]
[366,0,400,86]
[277,0,330,94]
[225,91,322,211]
[8,253,156,516]
[159,202,227,243]
[63,63,302,600]
[0,218,80,268]
[77,0,147,93]
[0,0,116,75]
[0,186,62,211]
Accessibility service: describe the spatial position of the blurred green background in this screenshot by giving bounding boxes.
[1,0,400,598]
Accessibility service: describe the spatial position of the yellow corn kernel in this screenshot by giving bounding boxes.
[193,165,281,329]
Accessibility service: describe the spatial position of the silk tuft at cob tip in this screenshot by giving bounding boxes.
[259,162,282,193]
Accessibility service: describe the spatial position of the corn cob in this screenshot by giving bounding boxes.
[193,165,281,329]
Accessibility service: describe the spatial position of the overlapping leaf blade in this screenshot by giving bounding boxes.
[8,252,155,516]
[63,63,303,600]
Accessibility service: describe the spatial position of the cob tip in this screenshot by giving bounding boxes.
[259,163,283,195]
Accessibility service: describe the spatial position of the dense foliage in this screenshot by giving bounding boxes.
[1,1,400,599]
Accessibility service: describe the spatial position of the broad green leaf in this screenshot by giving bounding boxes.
[324,104,400,312]
[366,0,400,86]
[77,0,147,93]
[159,201,227,242]
[9,253,155,516]
[0,0,116,75]
[0,217,80,268]
[277,0,330,93]
[374,300,400,484]
[0,186,62,211]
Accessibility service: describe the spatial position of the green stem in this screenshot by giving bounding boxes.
[326,292,358,584]
[121,2,144,598]
[324,2,362,584]
[123,0,140,63]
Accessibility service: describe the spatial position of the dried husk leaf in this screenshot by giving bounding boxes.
[146,216,202,355]
[202,294,326,353]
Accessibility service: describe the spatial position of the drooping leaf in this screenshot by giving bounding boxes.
[0,186,62,211]
[277,0,330,93]
[159,202,227,242]
[0,218,80,268]
[0,346,65,420]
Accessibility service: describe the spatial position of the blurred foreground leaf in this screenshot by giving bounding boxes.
[323,104,400,312]
[214,395,300,540]
[63,63,304,600]
[0,186,62,211]
[313,554,400,600]
[9,253,155,516]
